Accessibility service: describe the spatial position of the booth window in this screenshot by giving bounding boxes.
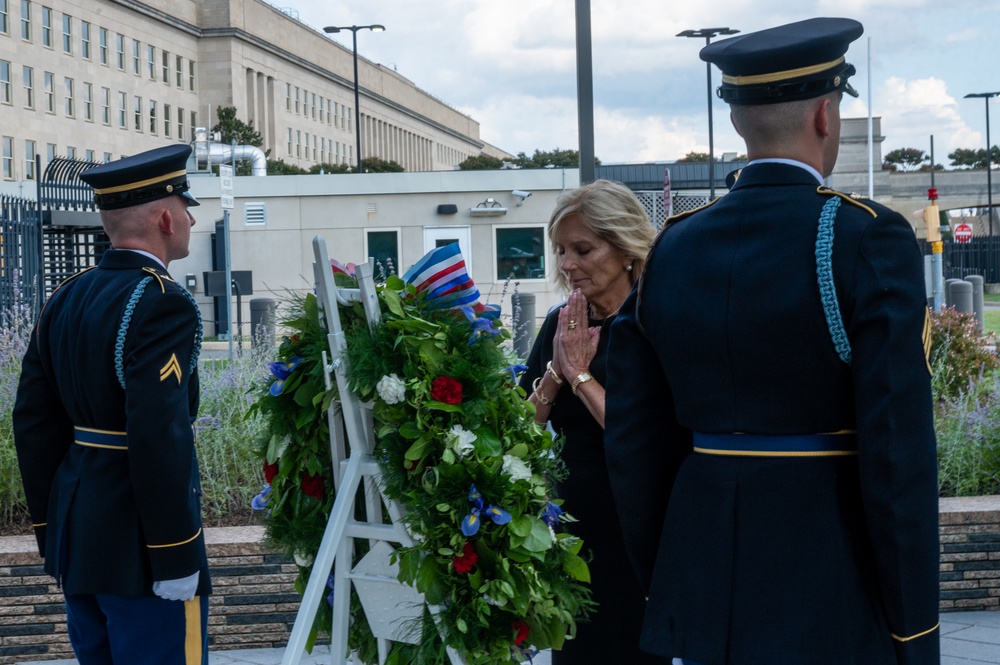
[366,230,399,279]
[495,226,545,281]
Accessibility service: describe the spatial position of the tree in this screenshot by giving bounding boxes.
[211,106,265,176]
[459,153,505,170]
[512,148,599,169]
[948,146,1000,170]
[675,151,712,163]
[308,163,352,174]
[360,157,405,173]
[883,147,927,172]
[265,158,308,175]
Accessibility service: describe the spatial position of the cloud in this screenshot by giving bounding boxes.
[866,77,980,160]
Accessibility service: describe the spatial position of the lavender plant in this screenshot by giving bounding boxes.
[0,299,33,528]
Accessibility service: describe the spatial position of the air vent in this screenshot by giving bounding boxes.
[244,202,266,226]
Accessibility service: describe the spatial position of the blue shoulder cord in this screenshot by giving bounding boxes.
[815,196,852,364]
[115,277,204,389]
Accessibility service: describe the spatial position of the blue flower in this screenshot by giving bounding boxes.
[461,509,481,537]
[461,306,500,345]
[485,504,511,525]
[251,484,272,510]
[468,483,484,511]
[541,502,562,527]
[504,364,529,382]
[326,574,336,607]
[268,357,302,396]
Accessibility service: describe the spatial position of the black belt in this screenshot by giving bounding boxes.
[693,432,858,457]
[74,426,128,450]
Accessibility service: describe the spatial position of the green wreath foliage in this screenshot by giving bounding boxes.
[248,274,592,663]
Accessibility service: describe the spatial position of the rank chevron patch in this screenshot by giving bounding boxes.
[160,353,183,385]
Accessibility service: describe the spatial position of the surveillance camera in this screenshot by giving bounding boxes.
[511,190,532,206]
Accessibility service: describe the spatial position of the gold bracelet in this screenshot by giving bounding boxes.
[532,376,555,405]
[545,360,563,385]
[571,371,594,396]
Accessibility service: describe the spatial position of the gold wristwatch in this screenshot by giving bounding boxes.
[571,371,593,396]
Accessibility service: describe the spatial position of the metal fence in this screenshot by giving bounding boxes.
[635,191,710,231]
[938,237,1000,283]
[0,193,43,313]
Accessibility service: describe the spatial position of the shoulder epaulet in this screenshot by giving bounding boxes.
[817,186,877,218]
[141,266,178,294]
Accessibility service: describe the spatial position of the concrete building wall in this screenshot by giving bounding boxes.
[0,0,502,182]
[171,169,581,335]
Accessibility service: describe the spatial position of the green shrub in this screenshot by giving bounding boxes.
[929,307,999,400]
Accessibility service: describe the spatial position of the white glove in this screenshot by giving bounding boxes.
[153,571,199,601]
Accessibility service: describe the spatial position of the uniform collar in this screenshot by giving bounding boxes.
[746,158,824,184]
[98,248,168,272]
[732,161,826,191]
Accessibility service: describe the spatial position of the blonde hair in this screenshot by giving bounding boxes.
[547,179,654,292]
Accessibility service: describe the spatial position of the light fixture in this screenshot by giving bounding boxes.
[469,198,507,217]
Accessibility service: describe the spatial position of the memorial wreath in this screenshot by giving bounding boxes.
[248,252,592,664]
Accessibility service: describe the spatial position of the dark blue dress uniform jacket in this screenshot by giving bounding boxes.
[13,250,211,597]
[605,163,939,665]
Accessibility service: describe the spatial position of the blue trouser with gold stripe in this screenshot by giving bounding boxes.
[65,593,208,665]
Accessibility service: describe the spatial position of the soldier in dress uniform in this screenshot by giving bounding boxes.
[14,144,211,665]
[605,18,940,665]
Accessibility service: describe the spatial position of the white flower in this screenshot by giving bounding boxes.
[502,454,533,482]
[376,373,406,404]
[293,549,314,567]
[449,424,477,457]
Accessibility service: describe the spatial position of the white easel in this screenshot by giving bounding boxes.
[281,236,466,665]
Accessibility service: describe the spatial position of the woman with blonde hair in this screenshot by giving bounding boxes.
[520,179,663,663]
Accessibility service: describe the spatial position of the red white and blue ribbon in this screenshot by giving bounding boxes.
[403,242,480,308]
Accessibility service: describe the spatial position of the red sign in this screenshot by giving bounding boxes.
[954,223,973,243]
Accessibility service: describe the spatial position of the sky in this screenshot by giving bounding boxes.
[276,0,1000,165]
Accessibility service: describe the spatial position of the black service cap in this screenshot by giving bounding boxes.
[700,18,863,105]
[80,144,200,210]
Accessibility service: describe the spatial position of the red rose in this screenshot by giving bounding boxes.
[264,460,279,484]
[301,472,325,499]
[431,376,463,404]
[512,619,530,646]
[452,542,478,574]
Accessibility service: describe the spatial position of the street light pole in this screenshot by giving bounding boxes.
[324,24,385,174]
[677,27,739,200]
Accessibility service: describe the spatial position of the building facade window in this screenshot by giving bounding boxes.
[188,60,194,91]
[2,136,13,179]
[61,13,70,53]
[366,230,400,276]
[148,99,156,134]
[85,149,94,162]
[161,50,168,83]
[117,91,126,128]
[81,20,89,59]
[45,142,54,162]
[98,27,108,65]
[133,95,141,131]
[311,92,316,119]
[115,33,124,70]
[103,151,111,162]
[190,110,196,133]
[296,129,301,157]
[43,70,53,112]
[132,39,140,74]
[83,81,92,120]
[0,0,8,35]
[285,83,291,111]
[177,107,184,141]
[22,66,32,108]
[175,55,182,87]
[304,132,309,159]
[334,101,339,128]
[100,86,109,124]
[65,145,74,160]
[20,0,30,40]
[495,226,546,280]
[64,76,73,116]
[163,103,170,137]
[24,139,35,179]
[294,87,299,113]
[287,127,292,155]
[0,60,10,104]
[40,5,49,47]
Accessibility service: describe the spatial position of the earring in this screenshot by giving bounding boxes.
[626,263,633,272]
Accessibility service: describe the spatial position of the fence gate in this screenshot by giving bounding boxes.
[0,193,43,312]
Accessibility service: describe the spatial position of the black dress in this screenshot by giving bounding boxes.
[520,305,667,665]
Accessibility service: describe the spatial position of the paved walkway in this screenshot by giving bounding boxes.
[21,611,999,664]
